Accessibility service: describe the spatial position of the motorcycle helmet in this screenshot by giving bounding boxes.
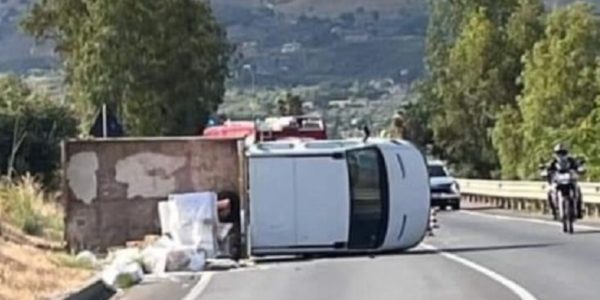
[553,143,569,157]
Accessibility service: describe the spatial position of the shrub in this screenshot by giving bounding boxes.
[0,74,79,189]
[0,174,63,239]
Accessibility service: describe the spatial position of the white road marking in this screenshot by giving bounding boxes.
[461,210,600,231]
[180,264,276,299]
[421,243,538,300]
[181,272,214,300]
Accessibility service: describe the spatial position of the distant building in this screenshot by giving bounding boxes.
[281,42,302,54]
[328,100,351,109]
[302,101,315,111]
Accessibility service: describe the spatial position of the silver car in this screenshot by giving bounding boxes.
[427,160,461,210]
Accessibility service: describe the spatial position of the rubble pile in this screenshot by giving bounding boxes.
[99,191,237,290]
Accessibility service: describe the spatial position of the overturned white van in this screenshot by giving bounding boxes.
[247,138,431,255]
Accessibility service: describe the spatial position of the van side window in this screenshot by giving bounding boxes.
[346,147,389,249]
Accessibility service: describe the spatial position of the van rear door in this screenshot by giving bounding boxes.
[249,157,296,248]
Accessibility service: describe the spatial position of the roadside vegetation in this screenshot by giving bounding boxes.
[404,0,600,181]
[0,174,62,239]
[0,240,93,300]
[0,1,232,299]
[0,173,96,300]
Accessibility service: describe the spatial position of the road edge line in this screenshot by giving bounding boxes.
[421,243,538,300]
[181,272,214,300]
[461,210,599,231]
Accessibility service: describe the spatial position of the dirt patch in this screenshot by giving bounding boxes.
[0,240,93,300]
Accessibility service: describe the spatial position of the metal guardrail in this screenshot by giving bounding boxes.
[457,179,600,204]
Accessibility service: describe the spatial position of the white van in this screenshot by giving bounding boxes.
[247,138,430,255]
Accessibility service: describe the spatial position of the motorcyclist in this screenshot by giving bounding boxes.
[545,143,583,219]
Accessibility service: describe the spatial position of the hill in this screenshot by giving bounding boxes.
[0,0,428,86]
[214,0,425,16]
[0,0,598,87]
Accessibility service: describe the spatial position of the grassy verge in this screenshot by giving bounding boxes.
[0,174,63,240]
[0,174,96,300]
[0,240,93,300]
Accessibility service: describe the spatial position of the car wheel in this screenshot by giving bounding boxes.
[451,202,461,211]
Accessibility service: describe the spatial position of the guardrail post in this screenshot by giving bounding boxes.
[592,203,600,218]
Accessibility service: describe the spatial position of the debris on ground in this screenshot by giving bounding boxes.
[75,250,98,267]
[101,248,144,290]
[101,191,239,291]
[206,258,239,271]
[165,247,207,272]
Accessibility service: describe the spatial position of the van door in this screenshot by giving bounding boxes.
[294,155,349,248]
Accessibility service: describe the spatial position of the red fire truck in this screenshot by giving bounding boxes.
[202,115,327,141]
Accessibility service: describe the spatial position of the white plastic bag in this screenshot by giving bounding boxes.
[141,236,176,275]
[102,262,144,290]
[165,247,206,272]
[75,251,98,266]
[101,248,144,290]
[141,236,207,274]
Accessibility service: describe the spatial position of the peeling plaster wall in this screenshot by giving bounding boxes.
[115,153,187,199]
[63,138,241,252]
[66,152,98,205]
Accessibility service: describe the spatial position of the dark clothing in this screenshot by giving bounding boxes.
[546,155,583,219]
[546,156,579,176]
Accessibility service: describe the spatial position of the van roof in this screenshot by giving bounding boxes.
[247,138,412,156]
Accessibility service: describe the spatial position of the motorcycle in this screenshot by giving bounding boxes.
[540,157,586,234]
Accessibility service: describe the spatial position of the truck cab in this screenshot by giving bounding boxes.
[246,138,430,255]
[202,115,327,143]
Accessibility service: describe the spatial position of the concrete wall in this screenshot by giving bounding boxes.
[63,137,242,252]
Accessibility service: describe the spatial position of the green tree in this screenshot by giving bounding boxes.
[399,83,438,153]
[286,93,303,116]
[518,3,600,177]
[420,0,543,178]
[491,0,545,179]
[492,105,525,179]
[22,0,231,136]
[431,9,507,178]
[276,92,304,116]
[0,75,79,187]
[420,0,522,169]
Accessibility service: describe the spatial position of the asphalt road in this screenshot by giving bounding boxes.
[196,210,600,300]
[119,209,600,300]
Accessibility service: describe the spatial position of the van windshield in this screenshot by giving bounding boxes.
[346,147,389,249]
